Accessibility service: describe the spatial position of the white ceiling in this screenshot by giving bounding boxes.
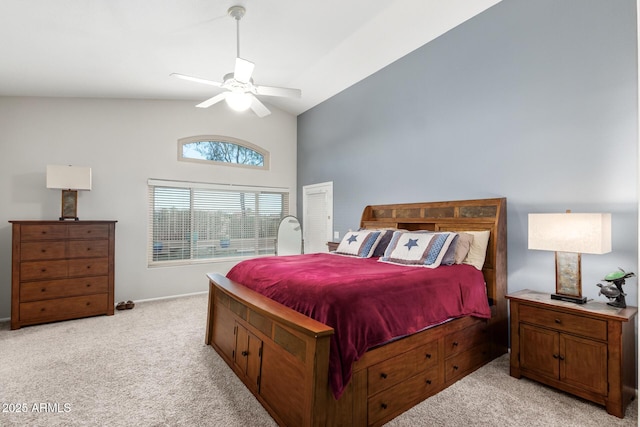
[0,0,501,116]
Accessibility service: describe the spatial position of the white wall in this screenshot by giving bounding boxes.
[0,96,297,319]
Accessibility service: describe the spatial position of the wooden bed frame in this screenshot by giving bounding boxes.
[205,197,508,426]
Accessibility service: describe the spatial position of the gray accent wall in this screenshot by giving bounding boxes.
[297,0,638,304]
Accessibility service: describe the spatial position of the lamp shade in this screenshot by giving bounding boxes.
[528,213,611,254]
[46,165,92,190]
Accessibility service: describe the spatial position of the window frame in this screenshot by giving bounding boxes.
[177,135,270,170]
[147,179,289,267]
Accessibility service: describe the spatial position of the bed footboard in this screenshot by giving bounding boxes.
[206,273,335,427]
[206,273,505,427]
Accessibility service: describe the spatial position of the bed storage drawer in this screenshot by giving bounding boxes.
[368,365,441,426]
[445,342,491,383]
[444,320,488,357]
[367,340,438,396]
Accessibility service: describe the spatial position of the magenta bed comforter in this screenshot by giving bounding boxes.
[226,253,491,398]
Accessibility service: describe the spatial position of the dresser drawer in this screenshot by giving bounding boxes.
[445,342,491,383]
[20,294,109,323]
[20,276,109,302]
[20,224,67,241]
[67,258,109,277]
[21,241,66,261]
[68,240,109,258]
[368,340,438,396]
[67,224,110,240]
[20,260,68,281]
[519,304,607,341]
[444,320,488,357]
[368,365,441,426]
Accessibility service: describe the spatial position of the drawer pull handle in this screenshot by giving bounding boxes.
[41,269,46,272]
[453,365,459,370]
[380,403,387,410]
[41,231,47,235]
[41,288,46,292]
[86,266,91,269]
[41,249,46,253]
[241,351,249,357]
[380,373,388,379]
[40,308,46,312]
[553,354,559,359]
[86,302,91,306]
[452,341,459,347]
[425,353,432,359]
[554,319,561,324]
[426,379,432,385]
[86,283,91,287]
[559,355,565,361]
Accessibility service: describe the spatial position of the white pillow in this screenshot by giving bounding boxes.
[462,230,490,270]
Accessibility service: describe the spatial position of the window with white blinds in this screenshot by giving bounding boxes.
[148,179,289,266]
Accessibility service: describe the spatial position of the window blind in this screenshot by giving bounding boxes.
[148,180,289,266]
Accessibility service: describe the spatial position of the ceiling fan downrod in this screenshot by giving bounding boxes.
[228,5,246,59]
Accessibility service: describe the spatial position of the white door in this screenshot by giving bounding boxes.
[302,182,333,253]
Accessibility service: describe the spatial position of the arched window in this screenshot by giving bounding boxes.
[178,135,269,169]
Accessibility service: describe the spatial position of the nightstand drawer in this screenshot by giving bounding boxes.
[20,294,108,323]
[368,340,438,396]
[21,241,66,260]
[519,304,607,340]
[68,240,109,258]
[20,276,109,302]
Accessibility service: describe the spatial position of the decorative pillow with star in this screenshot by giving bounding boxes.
[380,231,457,268]
[334,230,383,258]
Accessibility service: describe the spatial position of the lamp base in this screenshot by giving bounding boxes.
[551,294,588,304]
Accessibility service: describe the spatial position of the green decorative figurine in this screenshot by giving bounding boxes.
[596,268,635,308]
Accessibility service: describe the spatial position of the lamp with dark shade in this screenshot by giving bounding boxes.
[528,211,612,304]
[46,165,92,221]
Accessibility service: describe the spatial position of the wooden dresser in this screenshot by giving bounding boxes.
[507,290,637,418]
[10,220,116,330]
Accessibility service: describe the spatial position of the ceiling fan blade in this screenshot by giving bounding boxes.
[234,58,255,83]
[171,73,222,87]
[196,92,227,108]
[255,85,301,98]
[249,95,271,118]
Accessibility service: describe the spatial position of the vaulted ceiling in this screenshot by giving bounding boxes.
[0,0,501,115]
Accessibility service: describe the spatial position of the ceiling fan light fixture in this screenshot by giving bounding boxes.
[225,92,252,112]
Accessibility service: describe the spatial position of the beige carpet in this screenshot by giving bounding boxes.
[0,293,636,426]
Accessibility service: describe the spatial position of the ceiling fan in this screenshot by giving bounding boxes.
[171,5,301,118]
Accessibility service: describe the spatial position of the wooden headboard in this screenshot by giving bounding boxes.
[359,198,507,314]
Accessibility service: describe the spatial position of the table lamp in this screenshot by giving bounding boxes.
[46,165,92,220]
[528,211,611,304]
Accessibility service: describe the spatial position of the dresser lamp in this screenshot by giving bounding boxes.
[46,165,92,221]
[528,211,611,304]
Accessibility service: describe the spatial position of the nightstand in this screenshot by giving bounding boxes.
[506,290,637,418]
[327,241,339,252]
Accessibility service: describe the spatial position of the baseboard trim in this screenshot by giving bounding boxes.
[115,291,208,306]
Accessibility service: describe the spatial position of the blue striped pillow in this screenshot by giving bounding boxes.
[380,231,457,268]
